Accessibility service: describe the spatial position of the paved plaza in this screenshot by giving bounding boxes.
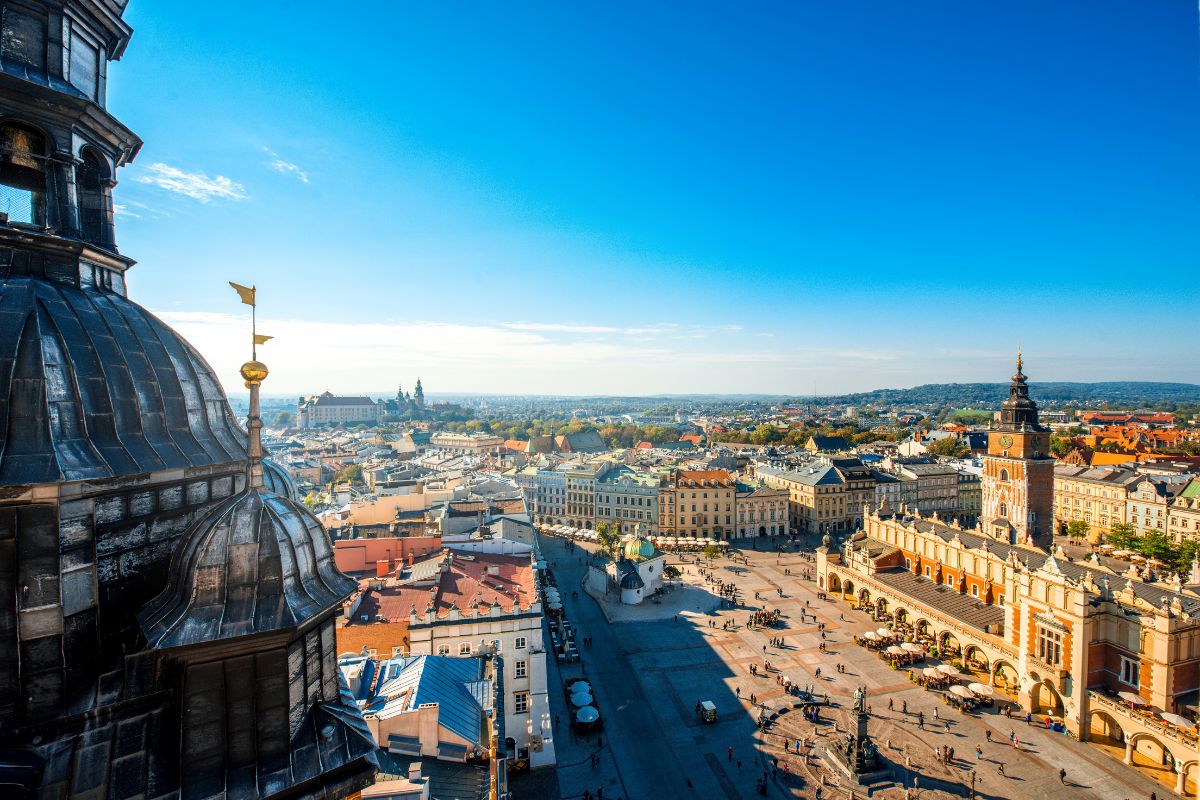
[539,534,1185,800]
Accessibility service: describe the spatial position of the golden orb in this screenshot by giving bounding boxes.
[240,360,268,383]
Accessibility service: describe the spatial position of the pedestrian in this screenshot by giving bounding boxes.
[889,698,895,711]
[736,686,741,698]
[1025,712,1032,725]
[728,746,733,762]
[975,745,982,760]
[902,700,908,714]
[933,707,939,721]
[997,762,1005,777]
[985,730,991,743]
[737,759,742,771]
[1059,768,1067,785]
[598,788,604,800]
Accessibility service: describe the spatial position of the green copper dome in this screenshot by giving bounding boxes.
[623,535,657,561]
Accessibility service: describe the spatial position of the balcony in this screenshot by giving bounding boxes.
[1088,690,1198,751]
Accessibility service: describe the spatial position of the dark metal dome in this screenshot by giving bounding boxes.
[138,488,356,649]
[263,458,299,500]
[0,277,248,485]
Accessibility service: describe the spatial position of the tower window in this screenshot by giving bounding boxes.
[999,469,1009,482]
[998,502,1008,518]
[77,149,106,245]
[0,123,47,225]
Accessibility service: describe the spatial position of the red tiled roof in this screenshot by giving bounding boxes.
[347,550,536,624]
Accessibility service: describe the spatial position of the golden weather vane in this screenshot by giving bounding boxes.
[229,281,273,359]
[230,281,271,488]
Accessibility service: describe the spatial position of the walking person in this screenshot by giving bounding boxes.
[1059,768,1067,785]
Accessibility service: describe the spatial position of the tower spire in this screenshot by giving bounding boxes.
[232,282,271,489]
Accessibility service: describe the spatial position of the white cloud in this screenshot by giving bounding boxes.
[134,163,247,203]
[112,203,140,219]
[264,148,309,183]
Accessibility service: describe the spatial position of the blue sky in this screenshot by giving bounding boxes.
[111,1,1200,396]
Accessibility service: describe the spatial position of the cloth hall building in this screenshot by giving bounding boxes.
[816,358,1199,797]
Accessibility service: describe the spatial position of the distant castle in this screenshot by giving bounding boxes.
[382,377,426,417]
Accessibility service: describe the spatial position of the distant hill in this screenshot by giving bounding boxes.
[808,382,1200,408]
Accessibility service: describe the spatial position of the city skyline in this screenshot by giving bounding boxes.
[110,1,1199,394]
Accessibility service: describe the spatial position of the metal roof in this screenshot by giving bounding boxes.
[0,278,247,485]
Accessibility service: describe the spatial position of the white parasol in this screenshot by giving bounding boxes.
[968,683,993,697]
[886,645,905,655]
[1160,712,1194,729]
[570,681,592,694]
[1118,691,1144,705]
[571,692,594,707]
[922,667,941,679]
[936,664,960,676]
[876,628,893,637]
[862,631,878,641]
[901,642,924,653]
[576,705,600,724]
[950,685,974,699]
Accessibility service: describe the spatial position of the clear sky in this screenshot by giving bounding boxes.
[110,1,1200,397]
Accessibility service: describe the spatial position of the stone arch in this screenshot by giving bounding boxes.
[1088,709,1124,745]
[1125,731,1178,780]
[1030,679,1064,716]
[915,619,931,638]
[963,645,989,673]
[991,660,1018,691]
[1179,760,1198,798]
[938,630,960,655]
[858,588,871,606]
[875,597,889,616]
[894,607,909,625]
[842,579,854,598]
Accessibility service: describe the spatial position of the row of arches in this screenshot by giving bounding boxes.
[1090,711,1198,796]
[0,119,112,245]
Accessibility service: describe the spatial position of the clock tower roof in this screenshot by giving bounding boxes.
[998,351,1045,432]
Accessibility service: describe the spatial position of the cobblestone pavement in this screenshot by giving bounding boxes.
[538,534,1187,800]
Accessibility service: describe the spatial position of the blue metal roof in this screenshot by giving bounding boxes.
[364,655,491,749]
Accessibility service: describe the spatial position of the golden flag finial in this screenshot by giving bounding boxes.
[229,281,256,306]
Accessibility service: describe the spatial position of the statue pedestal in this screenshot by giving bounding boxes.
[821,711,893,788]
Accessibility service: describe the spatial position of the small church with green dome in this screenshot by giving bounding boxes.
[596,525,667,605]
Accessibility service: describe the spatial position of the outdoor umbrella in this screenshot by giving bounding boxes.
[876,628,893,638]
[1160,712,1194,729]
[968,683,993,697]
[901,642,924,653]
[922,667,941,679]
[936,664,960,676]
[547,600,562,611]
[571,681,591,693]
[576,706,600,724]
[1118,691,1144,705]
[950,685,974,699]
[886,645,905,655]
[862,632,878,641]
[571,692,594,707]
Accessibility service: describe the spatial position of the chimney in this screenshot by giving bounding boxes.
[376,560,390,579]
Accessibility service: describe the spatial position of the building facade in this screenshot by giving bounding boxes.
[595,466,660,535]
[735,482,790,538]
[1053,465,1139,540]
[297,391,382,427]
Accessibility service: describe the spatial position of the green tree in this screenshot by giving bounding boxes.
[1137,532,1176,561]
[702,544,720,563]
[1065,520,1090,541]
[663,565,681,580]
[926,437,969,458]
[1176,539,1200,574]
[334,463,363,484]
[595,522,620,560]
[1049,437,1074,458]
[1105,522,1139,549]
[272,411,294,426]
